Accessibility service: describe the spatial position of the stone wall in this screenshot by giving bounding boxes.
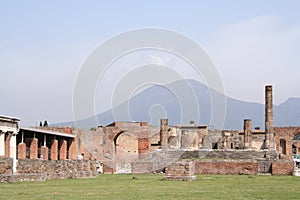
[0,158,13,175]
[17,160,98,179]
[272,160,294,175]
[194,160,258,175]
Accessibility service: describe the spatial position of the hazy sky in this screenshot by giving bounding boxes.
[1,1,300,126]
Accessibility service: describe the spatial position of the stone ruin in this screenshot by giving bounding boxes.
[1,85,300,182]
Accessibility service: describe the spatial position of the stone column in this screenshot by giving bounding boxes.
[244,119,252,148]
[59,140,67,160]
[160,119,168,149]
[30,138,38,159]
[0,131,5,157]
[265,85,274,149]
[9,132,17,173]
[50,139,58,160]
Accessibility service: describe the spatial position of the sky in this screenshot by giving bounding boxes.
[1,0,300,126]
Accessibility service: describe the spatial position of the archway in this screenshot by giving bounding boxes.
[113,131,138,160]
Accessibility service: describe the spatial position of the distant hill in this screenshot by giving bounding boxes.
[55,79,300,130]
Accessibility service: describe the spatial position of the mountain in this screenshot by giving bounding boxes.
[55,79,300,130]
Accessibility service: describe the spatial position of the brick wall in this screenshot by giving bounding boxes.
[164,162,196,181]
[272,160,294,175]
[195,160,258,175]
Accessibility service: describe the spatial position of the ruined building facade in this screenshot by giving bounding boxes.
[1,85,300,177]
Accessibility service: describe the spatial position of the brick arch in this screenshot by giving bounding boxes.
[113,131,138,159]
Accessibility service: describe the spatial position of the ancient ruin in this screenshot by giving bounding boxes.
[1,85,300,182]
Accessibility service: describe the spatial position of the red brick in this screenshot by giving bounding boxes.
[17,143,26,159]
[30,138,38,159]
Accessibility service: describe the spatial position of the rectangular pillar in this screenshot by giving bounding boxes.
[30,138,38,159]
[50,139,58,160]
[17,143,26,159]
[0,132,5,156]
[68,139,76,160]
[59,140,67,160]
[40,146,48,160]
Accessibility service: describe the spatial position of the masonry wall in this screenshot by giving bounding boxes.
[0,158,13,175]
[17,160,98,179]
[272,160,294,175]
[194,160,258,175]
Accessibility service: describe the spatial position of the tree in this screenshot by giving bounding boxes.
[39,121,42,127]
[43,120,48,127]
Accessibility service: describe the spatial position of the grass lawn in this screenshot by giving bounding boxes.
[0,174,300,200]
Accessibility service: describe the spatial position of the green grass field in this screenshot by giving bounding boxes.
[1,174,300,200]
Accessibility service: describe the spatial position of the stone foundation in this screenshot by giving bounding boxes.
[0,158,98,182]
[164,162,196,181]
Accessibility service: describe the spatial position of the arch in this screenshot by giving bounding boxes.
[279,139,286,155]
[113,131,138,160]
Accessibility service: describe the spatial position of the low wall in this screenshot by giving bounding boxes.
[0,159,99,182]
[131,162,166,174]
[272,160,294,175]
[195,160,258,175]
[17,160,98,179]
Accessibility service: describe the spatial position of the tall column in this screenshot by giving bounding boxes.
[244,119,252,148]
[160,119,168,149]
[0,131,5,157]
[265,85,274,149]
[9,132,17,173]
